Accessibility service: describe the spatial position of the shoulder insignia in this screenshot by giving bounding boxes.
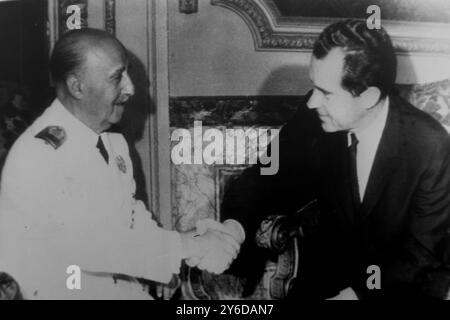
[35,126,67,149]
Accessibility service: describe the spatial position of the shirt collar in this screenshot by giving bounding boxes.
[49,98,100,146]
[348,97,389,146]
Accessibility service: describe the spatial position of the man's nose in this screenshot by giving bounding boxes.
[122,71,135,97]
[307,89,321,110]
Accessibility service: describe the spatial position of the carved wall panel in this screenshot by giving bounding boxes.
[211,0,450,54]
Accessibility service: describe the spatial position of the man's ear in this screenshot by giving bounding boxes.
[359,87,381,110]
[65,74,84,100]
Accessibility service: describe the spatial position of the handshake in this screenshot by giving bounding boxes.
[180,219,245,275]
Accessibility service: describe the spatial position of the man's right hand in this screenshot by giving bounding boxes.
[180,221,242,274]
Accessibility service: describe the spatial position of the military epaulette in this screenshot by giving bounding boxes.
[35,126,67,149]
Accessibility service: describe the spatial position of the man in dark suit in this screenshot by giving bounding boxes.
[222,19,450,299]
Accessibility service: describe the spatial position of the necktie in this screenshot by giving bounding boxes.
[96,136,109,164]
[348,132,360,210]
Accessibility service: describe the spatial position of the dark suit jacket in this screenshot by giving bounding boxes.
[222,93,450,299]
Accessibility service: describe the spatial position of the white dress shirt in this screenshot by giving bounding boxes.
[348,98,389,201]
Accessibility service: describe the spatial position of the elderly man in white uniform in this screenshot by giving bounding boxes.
[0,28,243,299]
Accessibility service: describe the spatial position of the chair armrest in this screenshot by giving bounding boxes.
[253,200,320,299]
[255,215,300,253]
[255,199,320,254]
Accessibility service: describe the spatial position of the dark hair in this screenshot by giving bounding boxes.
[313,19,397,99]
[50,28,122,86]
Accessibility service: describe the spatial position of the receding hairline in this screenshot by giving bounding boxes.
[51,28,128,87]
[61,28,126,59]
[58,28,123,45]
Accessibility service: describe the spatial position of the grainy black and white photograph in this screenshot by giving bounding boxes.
[0,0,449,303]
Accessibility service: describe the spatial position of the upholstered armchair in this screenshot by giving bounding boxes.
[397,78,450,133]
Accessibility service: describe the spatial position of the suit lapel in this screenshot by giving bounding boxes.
[360,100,401,219]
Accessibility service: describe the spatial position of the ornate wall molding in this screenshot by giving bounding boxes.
[211,0,450,54]
[104,0,115,35]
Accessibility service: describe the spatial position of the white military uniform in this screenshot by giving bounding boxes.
[0,99,183,299]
